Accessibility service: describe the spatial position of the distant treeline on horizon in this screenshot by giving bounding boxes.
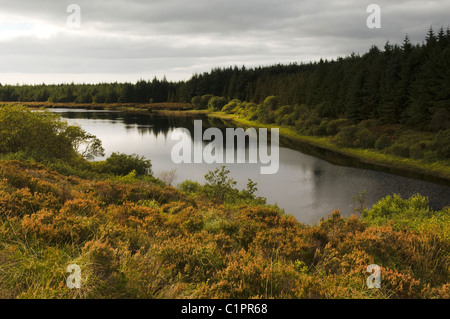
[1,27,449,130]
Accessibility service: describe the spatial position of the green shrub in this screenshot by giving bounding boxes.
[282,113,297,126]
[388,142,411,158]
[208,96,228,112]
[355,127,376,148]
[247,107,258,121]
[0,105,104,162]
[275,105,294,125]
[312,119,329,136]
[409,143,427,159]
[303,111,322,131]
[431,129,450,159]
[221,99,241,114]
[203,166,238,202]
[333,125,359,147]
[98,152,152,176]
[375,134,393,150]
[256,106,273,124]
[362,193,449,232]
[334,124,376,148]
[326,119,353,135]
[429,108,450,131]
[256,96,281,124]
[178,180,202,193]
[359,119,381,128]
[199,94,214,109]
[191,96,202,109]
[263,96,280,111]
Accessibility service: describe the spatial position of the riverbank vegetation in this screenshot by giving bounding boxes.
[202,98,450,181]
[0,105,449,299]
[206,96,450,163]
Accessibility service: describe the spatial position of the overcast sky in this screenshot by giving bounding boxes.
[0,0,449,84]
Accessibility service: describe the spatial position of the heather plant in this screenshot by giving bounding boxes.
[0,160,448,298]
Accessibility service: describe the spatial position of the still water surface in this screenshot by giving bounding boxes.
[52,108,450,225]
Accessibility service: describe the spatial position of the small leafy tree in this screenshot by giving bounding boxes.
[100,152,152,176]
[203,166,237,202]
[208,96,228,112]
[199,94,214,109]
[191,96,202,109]
[177,180,202,193]
[351,190,367,215]
[222,99,241,114]
[333,125,359,147]
[263,96,280,111]
[375,134,393,150]
[257,96,279,124]
[241,179,258,199]
[202,166,264,204]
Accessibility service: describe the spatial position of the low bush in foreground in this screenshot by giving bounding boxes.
[0,160,448,299]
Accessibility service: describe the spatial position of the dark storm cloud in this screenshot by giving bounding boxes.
[0,0,449,83]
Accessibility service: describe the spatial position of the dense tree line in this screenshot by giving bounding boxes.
[183,27,450,131]
[0,77,179,104]
[1,27,449,131]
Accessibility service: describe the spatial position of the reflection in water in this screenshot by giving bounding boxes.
[52,108,450,225]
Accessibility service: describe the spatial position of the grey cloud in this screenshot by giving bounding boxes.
[0,0,449,83]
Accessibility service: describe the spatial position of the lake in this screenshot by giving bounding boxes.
[52,108,450,225]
